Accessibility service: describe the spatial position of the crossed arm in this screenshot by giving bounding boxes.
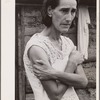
[28,46,88,100]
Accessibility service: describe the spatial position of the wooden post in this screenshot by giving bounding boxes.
[16,6,26,100]
[15,6,19,100]
[19,7,26,100]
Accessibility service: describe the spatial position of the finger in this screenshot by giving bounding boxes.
[34,70,41,76]
[33,60,43,66]
[39,77,46,81]
[33,65,43,72]
[36,60,44,65]
[38,76,43,80]
[33,69,40,75]
[36,60,48,66]
[37,76,44,80]
[34,63,46,70]
[33,66,45,74]
[34,73,38,77]
[33,65,41,70]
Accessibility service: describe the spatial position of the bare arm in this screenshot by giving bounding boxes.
[33,50,88,88]
[53,51,88,88]
[53,64,88,88]
[28,46,88,100]
[28,46,69,100]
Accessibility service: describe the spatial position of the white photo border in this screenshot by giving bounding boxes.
[1,0,99,100]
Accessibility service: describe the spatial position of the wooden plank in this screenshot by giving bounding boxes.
[16,3,42,7]
[15,6,19,100]
[16,0,96,6]
[18,7,26,100]
[26,94,34,100]
[16,0,43,4]
[79,0,96,6]
[19,70,26,100]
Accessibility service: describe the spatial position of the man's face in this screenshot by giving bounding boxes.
[51,0,77,33]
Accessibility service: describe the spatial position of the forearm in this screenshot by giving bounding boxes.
[64,59,77,73]
[41,79,67,100]
[40,60,77,99]
[39,60,87,88]
[43,60,78,86]
[39,59,75,89]
[55,60,77,93]
[54,71,85,88]
[52,64,88,88]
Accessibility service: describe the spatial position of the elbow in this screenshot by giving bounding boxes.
[51,95,60,100]
[54,93,61,100]
[50,91,61,100]
[55,96,60,100]
[80,77,88,88]
[53,92,62,100]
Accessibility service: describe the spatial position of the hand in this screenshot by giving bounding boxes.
[33,60,56,80]
[69,50,84,66]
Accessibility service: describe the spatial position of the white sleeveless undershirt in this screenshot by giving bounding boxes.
[23,32,79,100]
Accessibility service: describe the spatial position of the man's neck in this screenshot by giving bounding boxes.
[42,26,61,41]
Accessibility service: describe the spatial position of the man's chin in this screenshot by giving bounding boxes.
[60,29,69,34]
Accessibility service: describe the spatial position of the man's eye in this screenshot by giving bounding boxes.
[61,9,69,13]
[71,9,76,13]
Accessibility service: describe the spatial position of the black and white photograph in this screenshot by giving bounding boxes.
[1,0,99,100]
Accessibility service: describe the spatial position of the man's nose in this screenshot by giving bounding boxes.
[65,12,72,22]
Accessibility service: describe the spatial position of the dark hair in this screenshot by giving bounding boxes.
[41,0,60,27]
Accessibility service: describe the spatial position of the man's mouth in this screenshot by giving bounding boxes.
[61,24,70,27]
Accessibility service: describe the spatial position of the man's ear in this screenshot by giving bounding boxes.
[47,6,53,17]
